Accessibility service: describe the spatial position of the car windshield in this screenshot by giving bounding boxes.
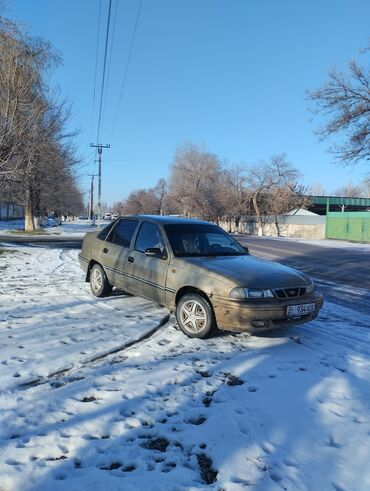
[164,223,247,257]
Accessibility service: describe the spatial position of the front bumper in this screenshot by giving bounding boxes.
[212,291,324,333]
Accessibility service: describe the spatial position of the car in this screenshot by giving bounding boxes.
[103,213,112,220]
[78,215,323,338]
[111,213,119,220]
[42,217,59,227]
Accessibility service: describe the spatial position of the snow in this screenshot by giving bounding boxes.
[1,230,370,490]
[0,219,25,232]
[0,247,167,392]
[0,219,110,237]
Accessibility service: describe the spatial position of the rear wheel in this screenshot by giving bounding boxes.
[90,263,112,297]
[176,293,215,338]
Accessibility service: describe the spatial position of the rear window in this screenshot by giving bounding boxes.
[107,219,138,247]
[97,222,115,240]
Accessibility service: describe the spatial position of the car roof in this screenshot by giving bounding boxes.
[121,215,213,226]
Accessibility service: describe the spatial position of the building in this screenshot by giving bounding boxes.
[0,202,25,221]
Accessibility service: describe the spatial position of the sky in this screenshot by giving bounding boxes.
[5,0,370,207]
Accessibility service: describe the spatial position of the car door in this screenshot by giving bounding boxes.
[125,221,169,304]
[99,218,139,288]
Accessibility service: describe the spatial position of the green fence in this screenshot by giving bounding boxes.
[326,212,370,242]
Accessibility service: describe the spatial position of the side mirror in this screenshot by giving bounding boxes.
[243,246,249,254]
[145,247,167,259]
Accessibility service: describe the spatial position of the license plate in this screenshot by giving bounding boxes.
[287,303,315,316]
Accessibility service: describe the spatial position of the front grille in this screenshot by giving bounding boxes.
[273,287,306,299]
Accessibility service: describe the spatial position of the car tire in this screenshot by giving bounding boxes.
[90,263,112,297]
[176,293,215,339]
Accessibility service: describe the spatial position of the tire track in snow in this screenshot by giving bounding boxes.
[1,247,169,394]
[17,315,171,391]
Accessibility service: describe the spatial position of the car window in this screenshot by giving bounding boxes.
[206,233,235,248]
[107,219,138,247]
[97,221,116,240]
[135,222,165,254]
[164,223,246,257]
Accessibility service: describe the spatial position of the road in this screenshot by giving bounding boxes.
[0,234,83,249]
[235,235,370,288]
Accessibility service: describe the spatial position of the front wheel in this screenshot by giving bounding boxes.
[176,293,215,338]
[90,263,112,297]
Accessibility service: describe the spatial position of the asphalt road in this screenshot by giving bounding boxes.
[235,235,370,289]
[0,235,83,249]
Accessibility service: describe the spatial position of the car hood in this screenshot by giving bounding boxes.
[173,255,311,289]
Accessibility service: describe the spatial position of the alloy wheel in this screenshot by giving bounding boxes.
[91,267,103,292]
[179,299,207,334]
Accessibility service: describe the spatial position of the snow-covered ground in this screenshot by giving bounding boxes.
[0,219,25,232]
[1,238,370,490]
[0,219,106,237]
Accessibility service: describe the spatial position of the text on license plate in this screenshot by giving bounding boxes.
[286,303,315,316]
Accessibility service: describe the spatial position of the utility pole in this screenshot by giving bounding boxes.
[87,173,98,223]
[89,143,110,228]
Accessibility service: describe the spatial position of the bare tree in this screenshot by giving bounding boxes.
[153,178,168,215]
[114,147,311,235]
[264,184,311,235]
[248,155,302,235]
[40,146,84,218]
[334,182,364,198]
[122,188,162,215]
[0,15,81,230]
[169,142,227,222]
[309,48,370,166]
[310,183,327,196]
[363,175,370,197]
[223,165,252,230]
[113,178,178,217]
[334,178,370,198]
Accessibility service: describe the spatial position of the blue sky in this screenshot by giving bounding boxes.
[6,0,370,206]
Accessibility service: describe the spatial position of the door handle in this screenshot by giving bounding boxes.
[103,248,108,254]
[128,256,134,263]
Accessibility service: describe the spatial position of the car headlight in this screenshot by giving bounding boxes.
[229,288,275,299]
[306,281,315,294]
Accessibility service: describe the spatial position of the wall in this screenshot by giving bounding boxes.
[0,203,25,220]
[326,212,370,242]
[221,215,326,240]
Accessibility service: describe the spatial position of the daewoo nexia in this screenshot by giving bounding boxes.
[78,216,323,338]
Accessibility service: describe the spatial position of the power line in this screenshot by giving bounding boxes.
[104,157,166,162]
[102,0,119,124]
[90,0,102,139]
[91,0,102,176]
[91,0,113,228]
[96,0,113,143]
[110,0,143,140]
